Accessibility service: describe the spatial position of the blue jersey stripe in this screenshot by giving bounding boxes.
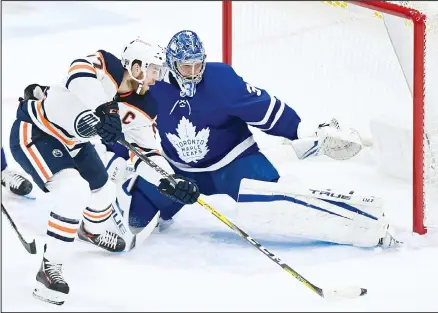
[65,72,97,89]
[70,58,92,66]
[238,194,351,220]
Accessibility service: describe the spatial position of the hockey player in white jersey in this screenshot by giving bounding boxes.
[120,29,398,250]
[9,38,199,305]
[93,88,201,238]
[92,42,200,238]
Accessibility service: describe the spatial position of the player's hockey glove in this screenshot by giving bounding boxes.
[94,101,123,144]
[19,83,48,104]
[158,175,200,205]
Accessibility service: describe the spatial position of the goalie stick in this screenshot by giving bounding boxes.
[2,203,37,254]
[118,138,368,299]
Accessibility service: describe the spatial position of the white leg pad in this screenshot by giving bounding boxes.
[110,198,136,251]
[45,168,90,221]
[115,175,138,221]
[82,178,117,235]
[116,175,159,247]
[88,178,116,211]
[237,179,388,247]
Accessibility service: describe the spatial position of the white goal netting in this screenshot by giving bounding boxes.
[227,1,438,232]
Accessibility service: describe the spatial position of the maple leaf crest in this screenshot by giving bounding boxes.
[166,117,210,163]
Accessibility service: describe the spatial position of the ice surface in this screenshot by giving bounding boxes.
[2,2,438,311]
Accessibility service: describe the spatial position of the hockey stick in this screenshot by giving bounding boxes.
[118,138,367,299]
[1,203,37,254]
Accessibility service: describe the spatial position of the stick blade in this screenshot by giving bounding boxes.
[26,239,37,254]
[18,234,37,254]
[322,287,367,299]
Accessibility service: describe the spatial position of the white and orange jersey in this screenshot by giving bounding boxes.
[120,102,159,153]
[116,91,160,156]
[118,91,174,186]
[17,87,93,154]
[93,91,175,188]
[64,50,125,109]
[17,50,126,154]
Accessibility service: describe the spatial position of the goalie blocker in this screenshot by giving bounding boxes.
[236,178,398,248]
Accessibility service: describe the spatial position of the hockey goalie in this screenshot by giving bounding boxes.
[97,29,399,250]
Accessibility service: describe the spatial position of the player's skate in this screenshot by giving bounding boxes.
[77,221,126,252]
[33,244,69,306]
[1,169,33,196]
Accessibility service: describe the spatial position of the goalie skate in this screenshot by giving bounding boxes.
[378,224,403,248]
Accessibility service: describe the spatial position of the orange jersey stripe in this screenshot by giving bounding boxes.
[68,64,97,75]
[23,123,51,181]
[48,220,77,234]
[83,209,112,219]
[36,101,76,147]
[119,91,134,98]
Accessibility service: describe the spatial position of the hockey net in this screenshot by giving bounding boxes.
[222,1,438,234]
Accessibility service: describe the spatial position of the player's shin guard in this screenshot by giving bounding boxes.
[237,178,396,248]
[79,180,134,251]
[33,169,88,305]
[118,176,160,245]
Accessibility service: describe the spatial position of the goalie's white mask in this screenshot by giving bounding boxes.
[121,38,167,94]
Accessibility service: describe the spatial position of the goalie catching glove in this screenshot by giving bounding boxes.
[158,175,200,205]
[291,117,364,160]
[316,118,363,160]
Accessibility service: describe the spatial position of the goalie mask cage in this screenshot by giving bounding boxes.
[222,1,438,235]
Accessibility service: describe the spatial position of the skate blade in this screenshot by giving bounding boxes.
[33,285,67,305]
[23,194,36,200]
[3,190,36,200]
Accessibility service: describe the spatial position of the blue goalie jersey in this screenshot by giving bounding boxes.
[149,62,301,172]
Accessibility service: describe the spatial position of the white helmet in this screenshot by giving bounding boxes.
[121,38,167,93]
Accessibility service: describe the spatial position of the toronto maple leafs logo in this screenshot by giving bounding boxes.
[166,117,210,163]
